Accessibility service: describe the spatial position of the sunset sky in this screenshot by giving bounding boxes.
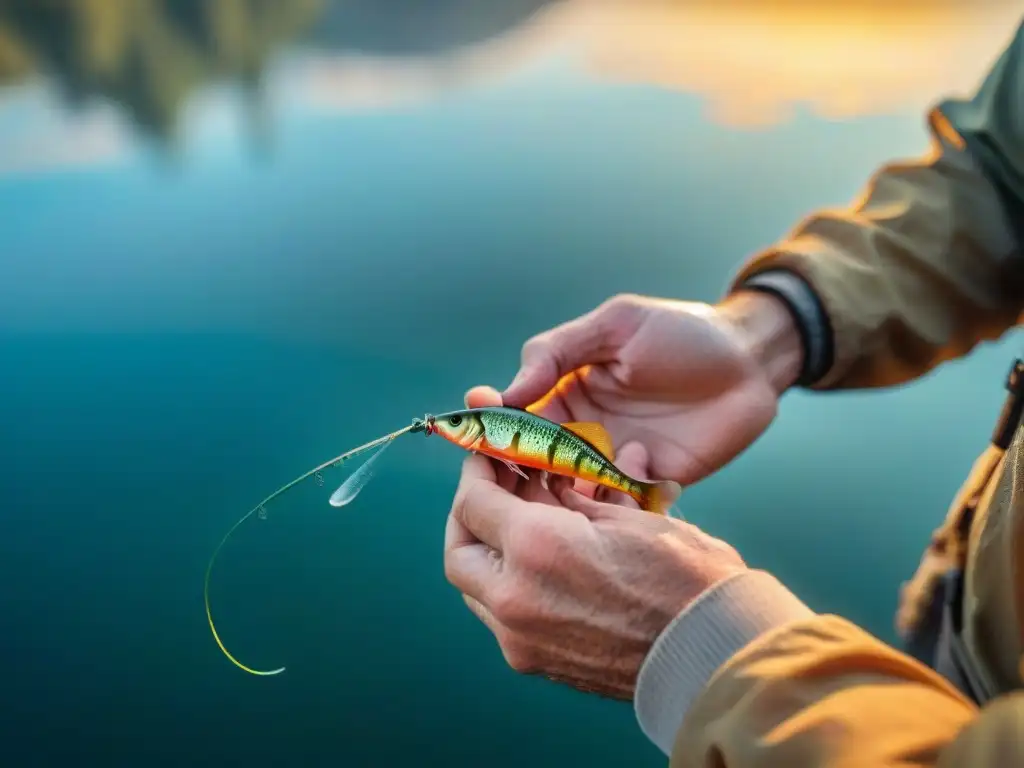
[0,1,1020,174]
[295,1,1020,126]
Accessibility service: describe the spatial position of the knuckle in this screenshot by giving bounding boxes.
[449,492,466,526]
[601,293,642,321]
[703,535,743,562]
[610,359,641,388]
[595,294,647,347]
[442,548,460,586]
[511,517,569,572]
[489,583,533,628]
[520,334,549,363]
[604,292,639,310]
[451,478,484,523]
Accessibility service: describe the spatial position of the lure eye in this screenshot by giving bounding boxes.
[448,415,463,427]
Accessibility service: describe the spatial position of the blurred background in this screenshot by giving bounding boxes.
[0,1,1021,765]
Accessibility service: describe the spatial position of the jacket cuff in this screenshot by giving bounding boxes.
[634,569,815,756]
[738,269,834,387]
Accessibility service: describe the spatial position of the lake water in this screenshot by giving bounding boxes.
[1,3,1021,766]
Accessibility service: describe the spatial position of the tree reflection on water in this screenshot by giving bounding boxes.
[0,0,555,143]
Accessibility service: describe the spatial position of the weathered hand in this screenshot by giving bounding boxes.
[495,292,802,485]
[444,394,747,699]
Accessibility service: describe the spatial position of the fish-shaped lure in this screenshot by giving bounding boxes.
[423,407,679,514]
[204,405,680,677]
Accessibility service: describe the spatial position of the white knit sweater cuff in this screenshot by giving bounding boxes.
[634,569,815,756]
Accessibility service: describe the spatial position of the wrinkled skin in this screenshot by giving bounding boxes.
[445,410,747,699]
[444,293,787,698]
[500,293,782,487]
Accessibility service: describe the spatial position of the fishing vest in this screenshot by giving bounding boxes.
[902,358,1024,705]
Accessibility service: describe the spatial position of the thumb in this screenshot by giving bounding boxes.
[612,441,648,478]
[503,301,630,407]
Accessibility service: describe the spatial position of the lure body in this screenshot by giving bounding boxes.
[426,406,679,514]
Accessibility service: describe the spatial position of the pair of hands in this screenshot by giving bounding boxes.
[443,292,801,699]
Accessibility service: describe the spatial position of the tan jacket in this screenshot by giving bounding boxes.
[675,20,1024,768]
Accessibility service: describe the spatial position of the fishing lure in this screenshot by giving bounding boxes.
[204,406,680,677]
[425,407,680,514]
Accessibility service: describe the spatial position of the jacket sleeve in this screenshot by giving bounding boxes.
[668,615,983,768]
[937,692,1024,767]
[732,23,1024,390]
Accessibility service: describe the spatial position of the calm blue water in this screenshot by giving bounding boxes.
[0,15,1020,767]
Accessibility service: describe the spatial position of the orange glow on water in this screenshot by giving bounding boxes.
[300,0,1021,128]
[570,1,1017,126]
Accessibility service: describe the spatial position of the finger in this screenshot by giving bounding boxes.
[488,456,524,494]
[522,469,598,504]
[594,441,647,508]
[496,462,528,494]
[594,484,641,508]
[445,506,502,599]
[553,478,640,521]
[520,466,547,502]
[615,440,649,477]
[444,536,498,599]
[572,477,599,500]
[465,385,502,409]
[445,499,478,550]
[463,594,502,636]
[552,481,605,519]
[551,475,609,508]
[546,473,574,499]
[503,300,633,408]
[452,454,522,548]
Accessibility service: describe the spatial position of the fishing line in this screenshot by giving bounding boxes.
[205,408,680,677]
[204,423,416,677]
